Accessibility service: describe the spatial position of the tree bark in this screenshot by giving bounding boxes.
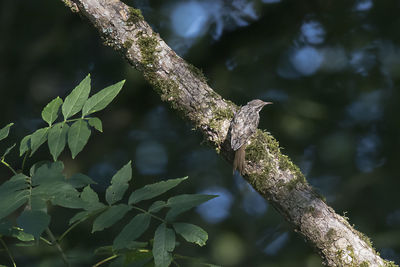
[63,0,394,266]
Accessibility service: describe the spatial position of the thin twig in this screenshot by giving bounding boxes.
[92,254,118,267]
[0,237,16,267]
[45,228,70,267]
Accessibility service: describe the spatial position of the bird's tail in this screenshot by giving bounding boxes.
[233,145,246,175]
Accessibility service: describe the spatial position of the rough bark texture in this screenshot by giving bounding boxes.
[63,1,395,266]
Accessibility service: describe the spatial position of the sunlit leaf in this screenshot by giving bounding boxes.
[0,123,13,141]
[48,123,69,161]
[68,120,91,159]
[30,127,49,155]
[82,80,125,116]
[165,194,217,221]
[17,210,50,239]
[173,223,208,246]
[42,97,63,126]
[105,161,132,205]
[128,177,187,205]
[113,213,151,250]
[88,117,103,132]
[92,204,132,233]
[62,74,91,120]
[153,223,175,267]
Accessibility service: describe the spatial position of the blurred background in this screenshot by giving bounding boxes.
[1,0,400,266]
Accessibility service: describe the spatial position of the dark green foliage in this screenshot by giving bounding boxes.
[0,75,215,267]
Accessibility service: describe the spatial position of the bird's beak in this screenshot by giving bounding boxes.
[263,101,273,106]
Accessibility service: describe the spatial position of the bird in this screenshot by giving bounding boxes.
[230,99,272,175]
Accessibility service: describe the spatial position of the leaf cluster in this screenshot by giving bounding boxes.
[0,75,217,267]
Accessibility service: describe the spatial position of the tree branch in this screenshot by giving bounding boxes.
[63,0,393,266]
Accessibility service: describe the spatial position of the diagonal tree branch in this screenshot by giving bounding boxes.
[63,0,394,266]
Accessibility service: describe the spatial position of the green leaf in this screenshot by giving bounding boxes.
[68,173,95,188]
[125,250,153,266]
[68,120,91,159]
[13,230,34,242]
[80,185,100,204]
[165,194,217,221]
[62,74,91,120]
[0,174,30,220]
[0,123,13,141]
[82,80,125,116]
[69,210,91,225]
[31,161,64,186]
[88,117,103,132]
[153,223,175,267]
[113,213,151,250]
[128,177,188,205]
[173,223,208,246]
[149,201,167,213]
[17,210,50,239]
[42,97,63,126]
[30,195,48,212]
[19,135,31,156]
[50,184,84,209]
[92,204,132,233]
[48,123,69,161]
[105,161,132,205]
[30,127,49,155]
[2,143,16,159]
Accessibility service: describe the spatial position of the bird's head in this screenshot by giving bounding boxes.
[247,99,273,112]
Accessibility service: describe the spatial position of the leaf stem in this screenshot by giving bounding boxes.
[59,220,82,242]
[0,237,16,267]
[132,206,166,223]
[0,159,17,175]
[45,228,70,267]
[92,254,118,267]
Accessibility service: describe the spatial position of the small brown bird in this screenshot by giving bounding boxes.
[231,99,272,175]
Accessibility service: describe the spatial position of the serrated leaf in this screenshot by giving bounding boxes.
[0,123,13,142]
[173,223,208,246]
[92,204,132,233]
[30,127,49,155]
[149,201,167,213]
[105,161,132,205]
[88,117,103,132]
[19,134,31,156]
[0,174,30,220]
[17,210,50,239]
[62,74,91,120]
[153,223,175,267]
[48,123,69,161]
[166,194,217,221]
[42,97,63,126]
[2,143,16,159]
[113,213,151,250]
[68,120,91,159]
[82,80,125,116]
[128,177,187,205]
[68,173,95,188]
